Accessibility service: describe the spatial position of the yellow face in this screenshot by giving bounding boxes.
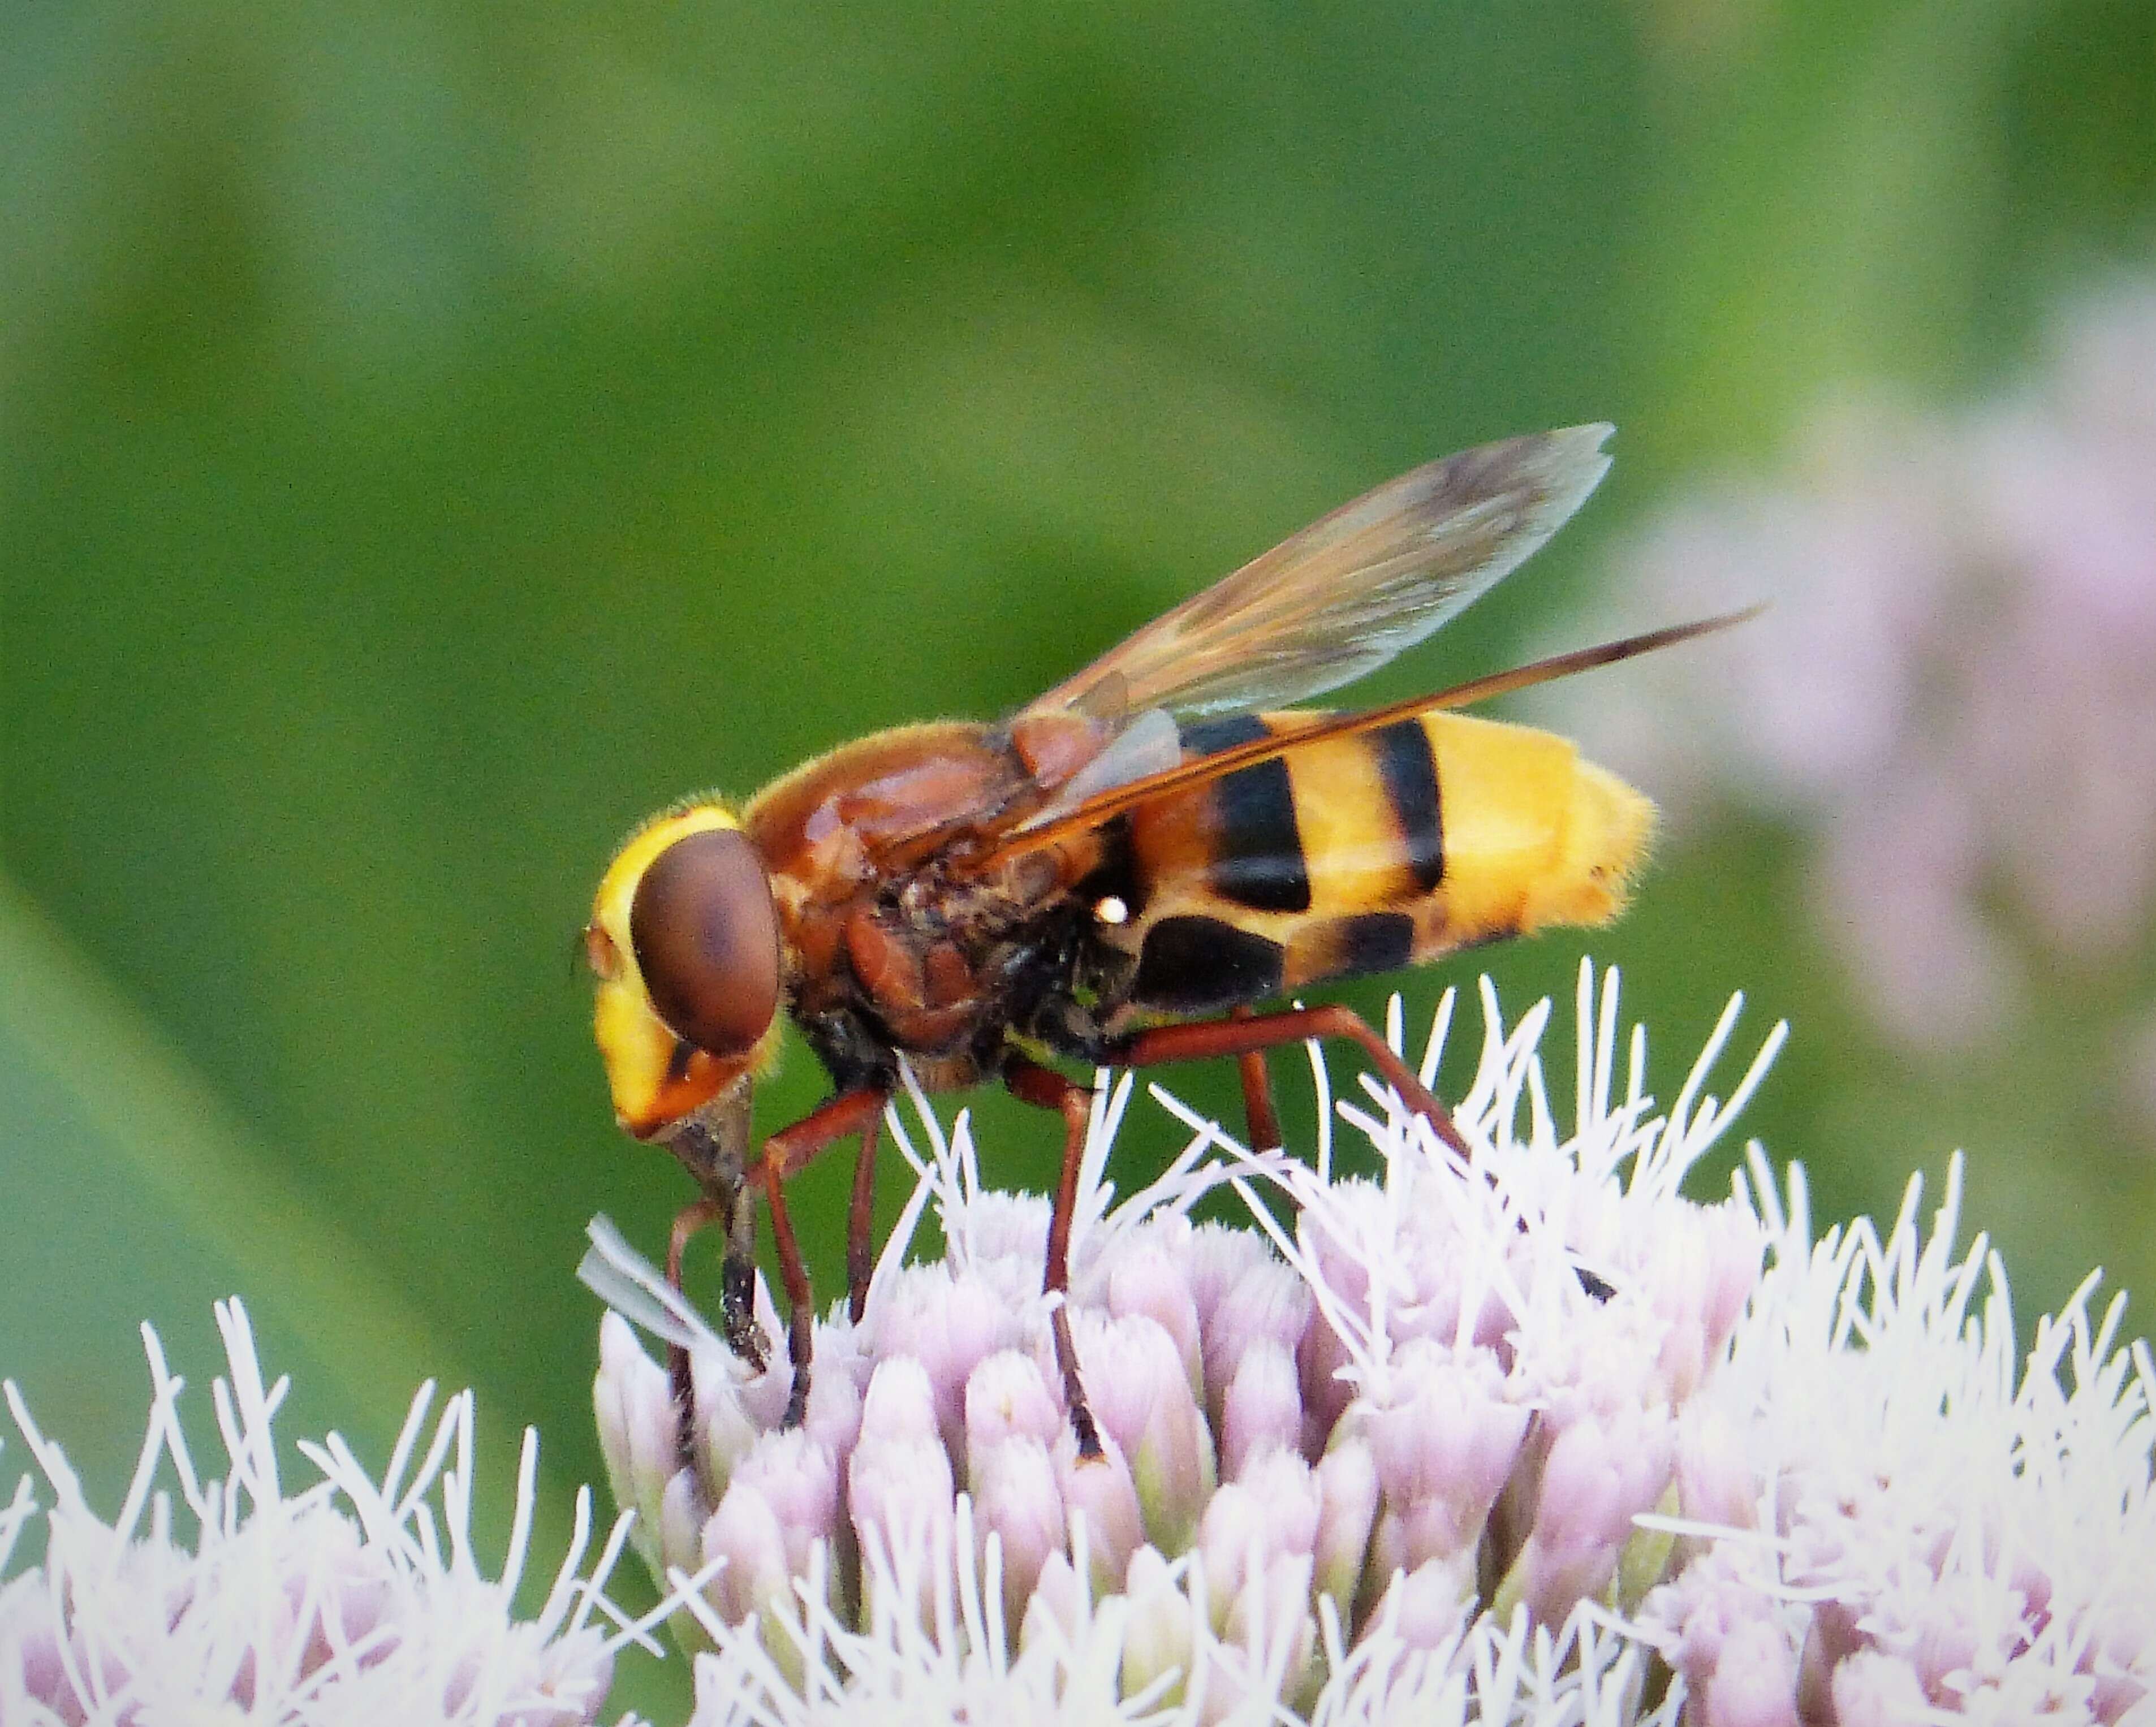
[583,802,783,1139]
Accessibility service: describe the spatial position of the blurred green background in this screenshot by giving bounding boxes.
[2,0,2150,1712]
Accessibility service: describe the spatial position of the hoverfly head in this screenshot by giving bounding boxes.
[583,801,782,1155]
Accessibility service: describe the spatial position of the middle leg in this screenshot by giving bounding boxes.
[1003,1054,1105,1459]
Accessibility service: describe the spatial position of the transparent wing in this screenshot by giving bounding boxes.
[1021,424,1613,722]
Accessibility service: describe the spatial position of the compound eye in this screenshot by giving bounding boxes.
[628,827,780,1057]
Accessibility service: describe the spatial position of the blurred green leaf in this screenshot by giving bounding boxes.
[0,873,459,1493]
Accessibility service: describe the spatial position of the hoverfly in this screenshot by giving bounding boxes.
[583,424,1749,1446]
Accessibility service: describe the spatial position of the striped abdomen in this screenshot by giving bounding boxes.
[1083,710,1652,1021]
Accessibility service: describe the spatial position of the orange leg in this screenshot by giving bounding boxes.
[1229,1004,1283,1154]
[753,1087,890,1428]
[663,1186,774,1465]
[1114,1002,1467,1156]
[665,1195,732,1465]
[1003,1003,1463,1453]
[721,1187,763,1364]
[1138,1011,1622,1302]
[846,1111,882,1324]
[1003,1055,1106,1459]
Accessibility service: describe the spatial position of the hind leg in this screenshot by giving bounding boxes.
[1116,1002,1467,1156]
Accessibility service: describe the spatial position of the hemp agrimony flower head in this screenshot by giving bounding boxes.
[0,1298,659,1725]
[585,964,1775,1721]
[588,965,2156,1722]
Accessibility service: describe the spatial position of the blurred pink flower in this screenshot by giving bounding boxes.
[1555,281,2156,1064]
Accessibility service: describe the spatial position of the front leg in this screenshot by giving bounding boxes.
[665,1194,742,1468]
[752,1086,890,1427]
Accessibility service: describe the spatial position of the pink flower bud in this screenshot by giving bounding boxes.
[658,1466,709,1585]
[856,1348,943,1445]
[1676,1404,1758,1535]
[2087,1594,2150,1724]
[1057,1427,1144,1591]
[1182,1222,1274,1342]
[1707,1632,1803,1726]
[1648,1553,1799,1727]
[1196,1448,1318,1620]
[1907,1602,1982,1700]
[1194,1481,1264,1627]
[1220,1340,1303,1480]
[872,1267,1016,1466]
[1118,1544,1195,1705]
[1076,1312,1170,1462]
[594,1314,676,1573]
[689,1342,765,1496]
[1079,1313,1215,1555]
[963,1349,1062,1466]
[799,1324,866,1465]
[1795,1598,1865,1717]
[1312,1435,1379,1621]
[1107,1238,1204,1395]
[1204,1262,1313,1422]
[1649,1207,1765,1401]
[0,1582,71,1715]
[701,1475,791,1630]
[1697,1207,1765,1358]
[1829,1650,1930,1727]
[963,1188,1052,1267]
[850,1357,957,1600]
[1500,1400,1675,1626]
[1215,1551,1317,1720]
[972,1435,1064,1634]
[1298,1305,1359,1443]
[728,1428,840,1579]
[1386,1559,1475,1650]
[1361,1343,1528,1570]
[1300,1201,1373,1323]
[294,1523,396,1681]
[1017,1549,1085,1655]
